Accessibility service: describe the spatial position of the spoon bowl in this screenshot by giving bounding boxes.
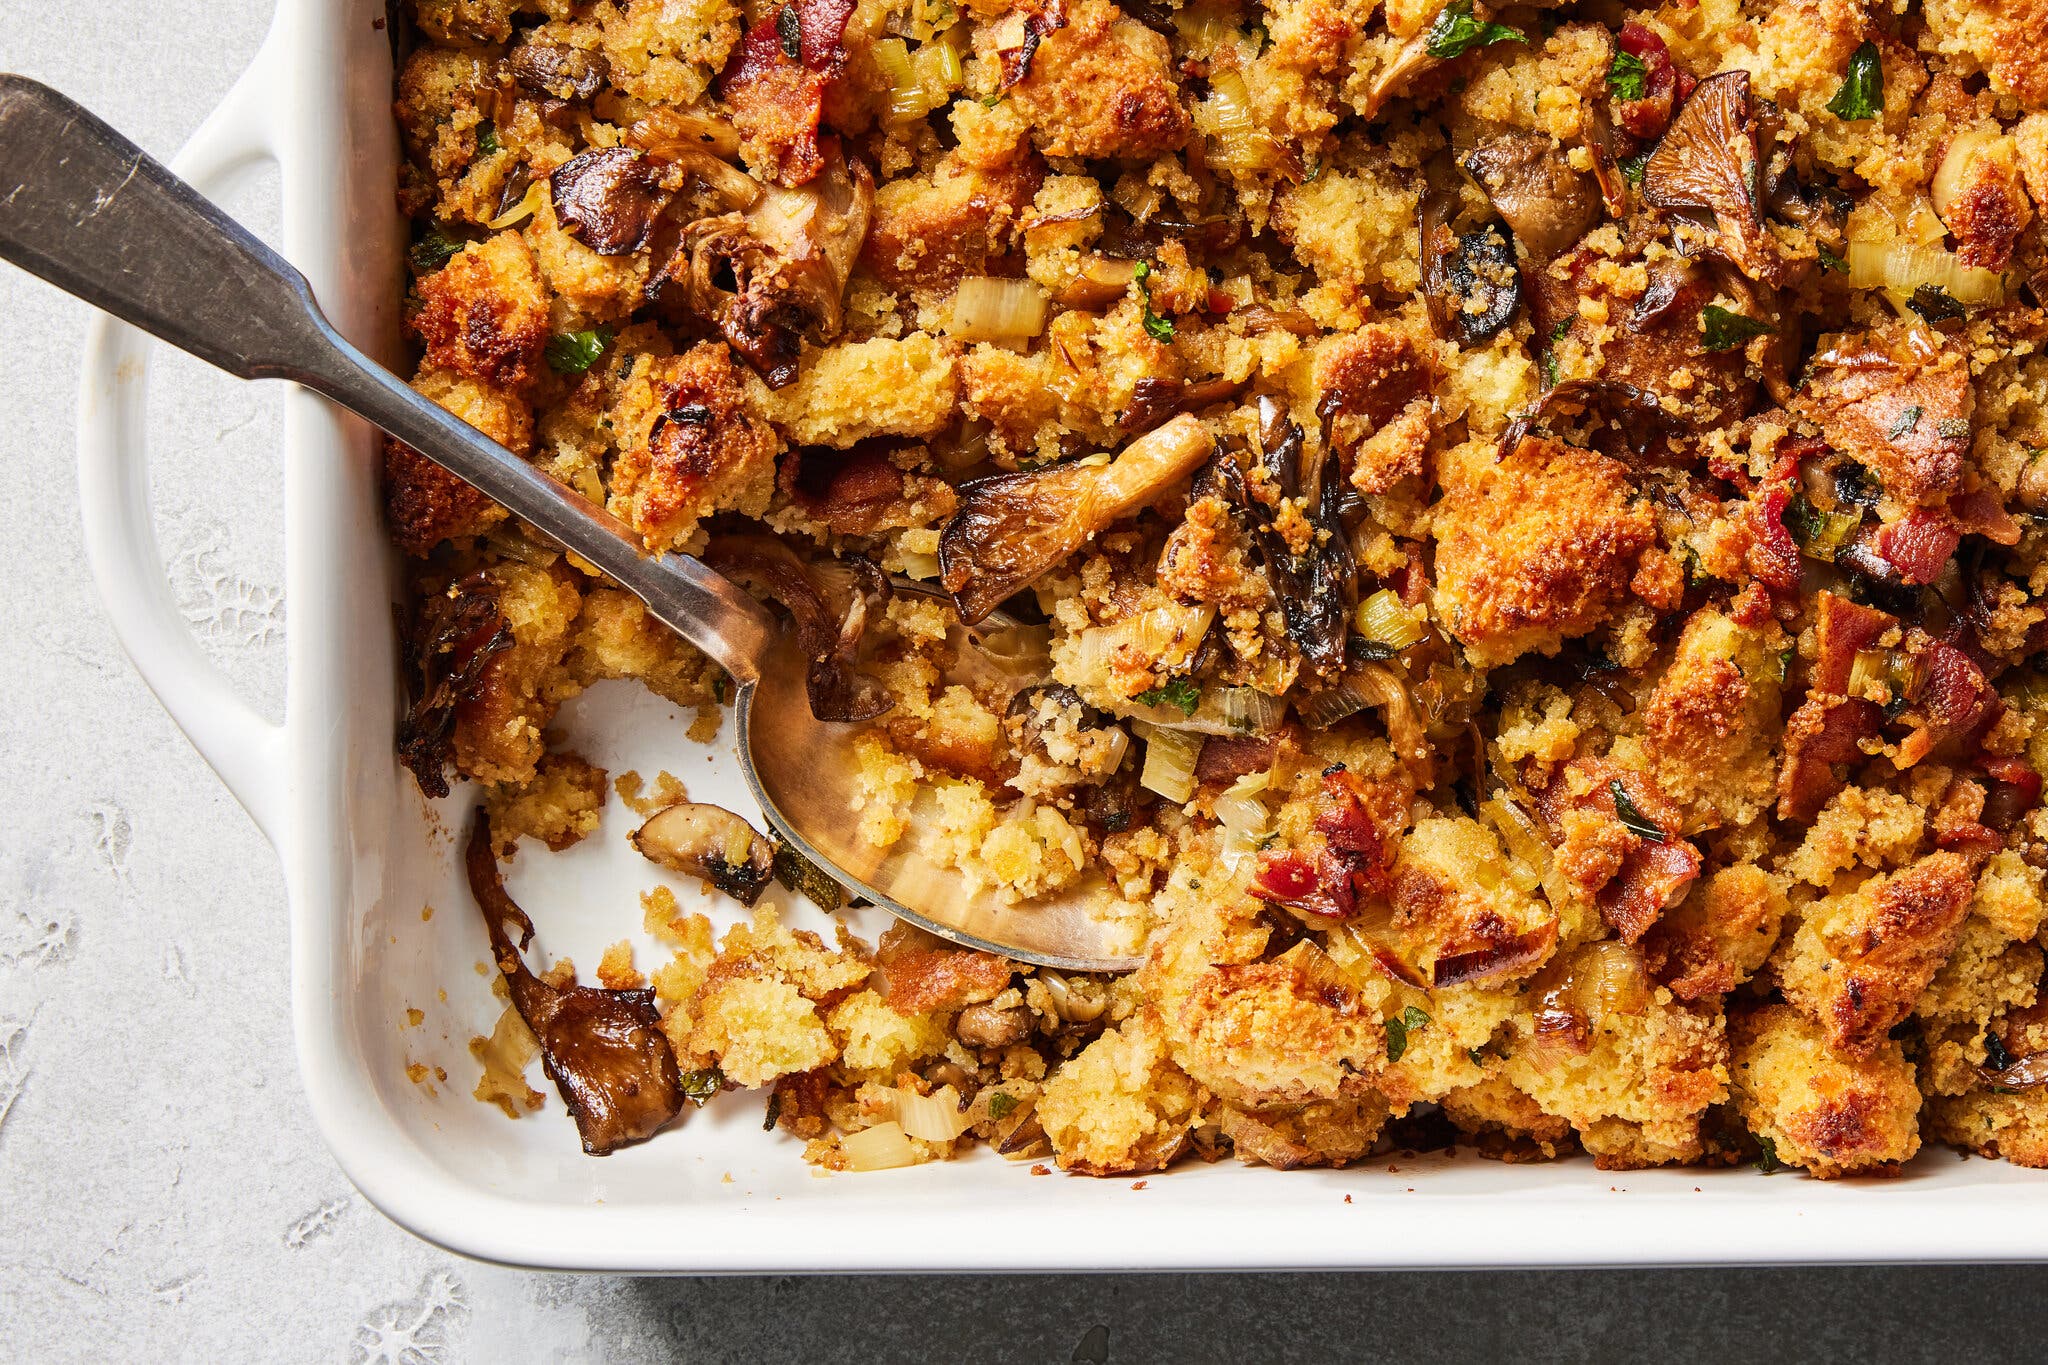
[0,75,1139,972]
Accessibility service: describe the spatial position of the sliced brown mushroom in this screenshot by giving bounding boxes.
[654,149,873,387]
[939,413,1214,623]
[550,146,666,255]
[466,815,684,1156]
[1358,18,1443,122]
[1258,396,1354,683]
[1419,189,1521,346]
[631,801,775,905]
[508,42,610,101]
[703,533,893,722]
[397,574,512,799]
[1494,378,1683,460]
[1461,132,1602,263]
[1641,70,1776,283]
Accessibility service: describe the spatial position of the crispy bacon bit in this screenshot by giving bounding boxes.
[998,0,1069,89]
[1250,768,1404,920]
[1194,733,1281,789]
[1539,762,1698,943]
[1747,479,1802,593]
[1433,920,1559,988]
[1599,836,1702,944]
[720,0,858,186]
[1777,696,1882,821]
[1949,488,2024,546]
[1612,22,1679,140]
[1896,639,2000,767]
[1811,592,1897,694]
[1868,508,1961,586]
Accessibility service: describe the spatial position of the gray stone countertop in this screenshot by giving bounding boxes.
[3,4,2046,1360]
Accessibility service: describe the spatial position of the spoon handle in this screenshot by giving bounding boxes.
[0,75,773,682]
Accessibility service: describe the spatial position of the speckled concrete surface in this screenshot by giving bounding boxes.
[4,6,2048,1361]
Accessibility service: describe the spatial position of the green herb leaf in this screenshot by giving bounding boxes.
[987,1091,1019,1121]
[1425,0,1527,59]
[772,837,844,912]
[1386,1005,1430,1062]
[1936,417,1971,440]
[1620,149,1651,187]
[1908,283,1967,323]
[1777,648,1795,682]
[777,2,803,60]
[544,325,614,376]
[1540,351,1560,389]
[711,674,728,704]
[1608,779,1667,843]
[1136,677,1202,715]
[1824,40,1883,121]
[409,226,463,274]
[1607,50,1647,102]
[1347,634,1399,663]
[1700,304,1774,352]
[1132,260,1176,343]
[1816,244,1847,274]
[981,92,1005,108]
[680,1066,725,1106]
[475,121,500,155]
[1888,405,1922,440]
[1756,1133,1784,1174]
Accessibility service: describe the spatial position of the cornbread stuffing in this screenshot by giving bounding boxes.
[393,0,2048,1178]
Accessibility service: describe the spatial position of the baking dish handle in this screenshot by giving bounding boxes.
[75,46,291,847]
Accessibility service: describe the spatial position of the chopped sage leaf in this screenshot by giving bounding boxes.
[1825,41,1882,121]
[1608,779,1666,843]
[1425,0,1527,59]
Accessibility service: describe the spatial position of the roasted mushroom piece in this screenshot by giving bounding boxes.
[466,815,684,1155]
[1256,396,1354,682]
[704,534,893,722]
[550,146,666,255]
[1462,132,1602,263]
[508,42,611,101]
[657,148,874,388]
[1420,202,1521,346]
[397,574,512,799]
[939,413,1214,623]
[1641,70,1776,283]
[631,801,776,905]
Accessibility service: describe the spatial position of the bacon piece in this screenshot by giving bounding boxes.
[1599,836,1702,944]
[1612,22,1679,139]
[1538,762,1699,944]
[1747,480,1802,593]
[1949,487,2024,546]
[777,446,936,537]
[1777,695,1882,821]
[1897,639,2000,767]
[997,0,1068,89]
[1868,508,1961,586]
[1250,768,1405,919]
[1194,733,1281,788]
[1809,592,1894,692]
[720,0,858,187]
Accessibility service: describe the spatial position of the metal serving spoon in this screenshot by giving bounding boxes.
[0,75,1139,972]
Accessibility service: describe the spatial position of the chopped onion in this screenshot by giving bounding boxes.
[1135,721,1203,803]
[898,550,942,580]
[842,1120,921,1171]
[1846,646,1921,706]
[1479,795,1551,892]
[1217,686,1284,736]
[1213,772,1272,860]
[948,276,1049,341]
[891,1085,971,1142]
[1201,73,1284,173]
[1931,129,2005,221]
[1845,236,2004,308]
[487,179,547,230]
[1355,588,1426,651]
[874,40,925,122]
[1295,684,1368,730]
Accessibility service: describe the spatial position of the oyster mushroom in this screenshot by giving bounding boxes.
[939,413,1214,623]
[704,534,893,722]
[1641,70,1776,283]
[466,815,684,1156]
[550,146,665,255]
[631,801,775,905]
[1461,132,1601,262]
[655,148,873,388]
[1256,396,1354,682]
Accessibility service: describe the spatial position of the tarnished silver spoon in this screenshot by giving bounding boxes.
[0,75,1139,971]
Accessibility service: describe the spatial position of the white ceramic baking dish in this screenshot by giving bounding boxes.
[73,0,2048,1270]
